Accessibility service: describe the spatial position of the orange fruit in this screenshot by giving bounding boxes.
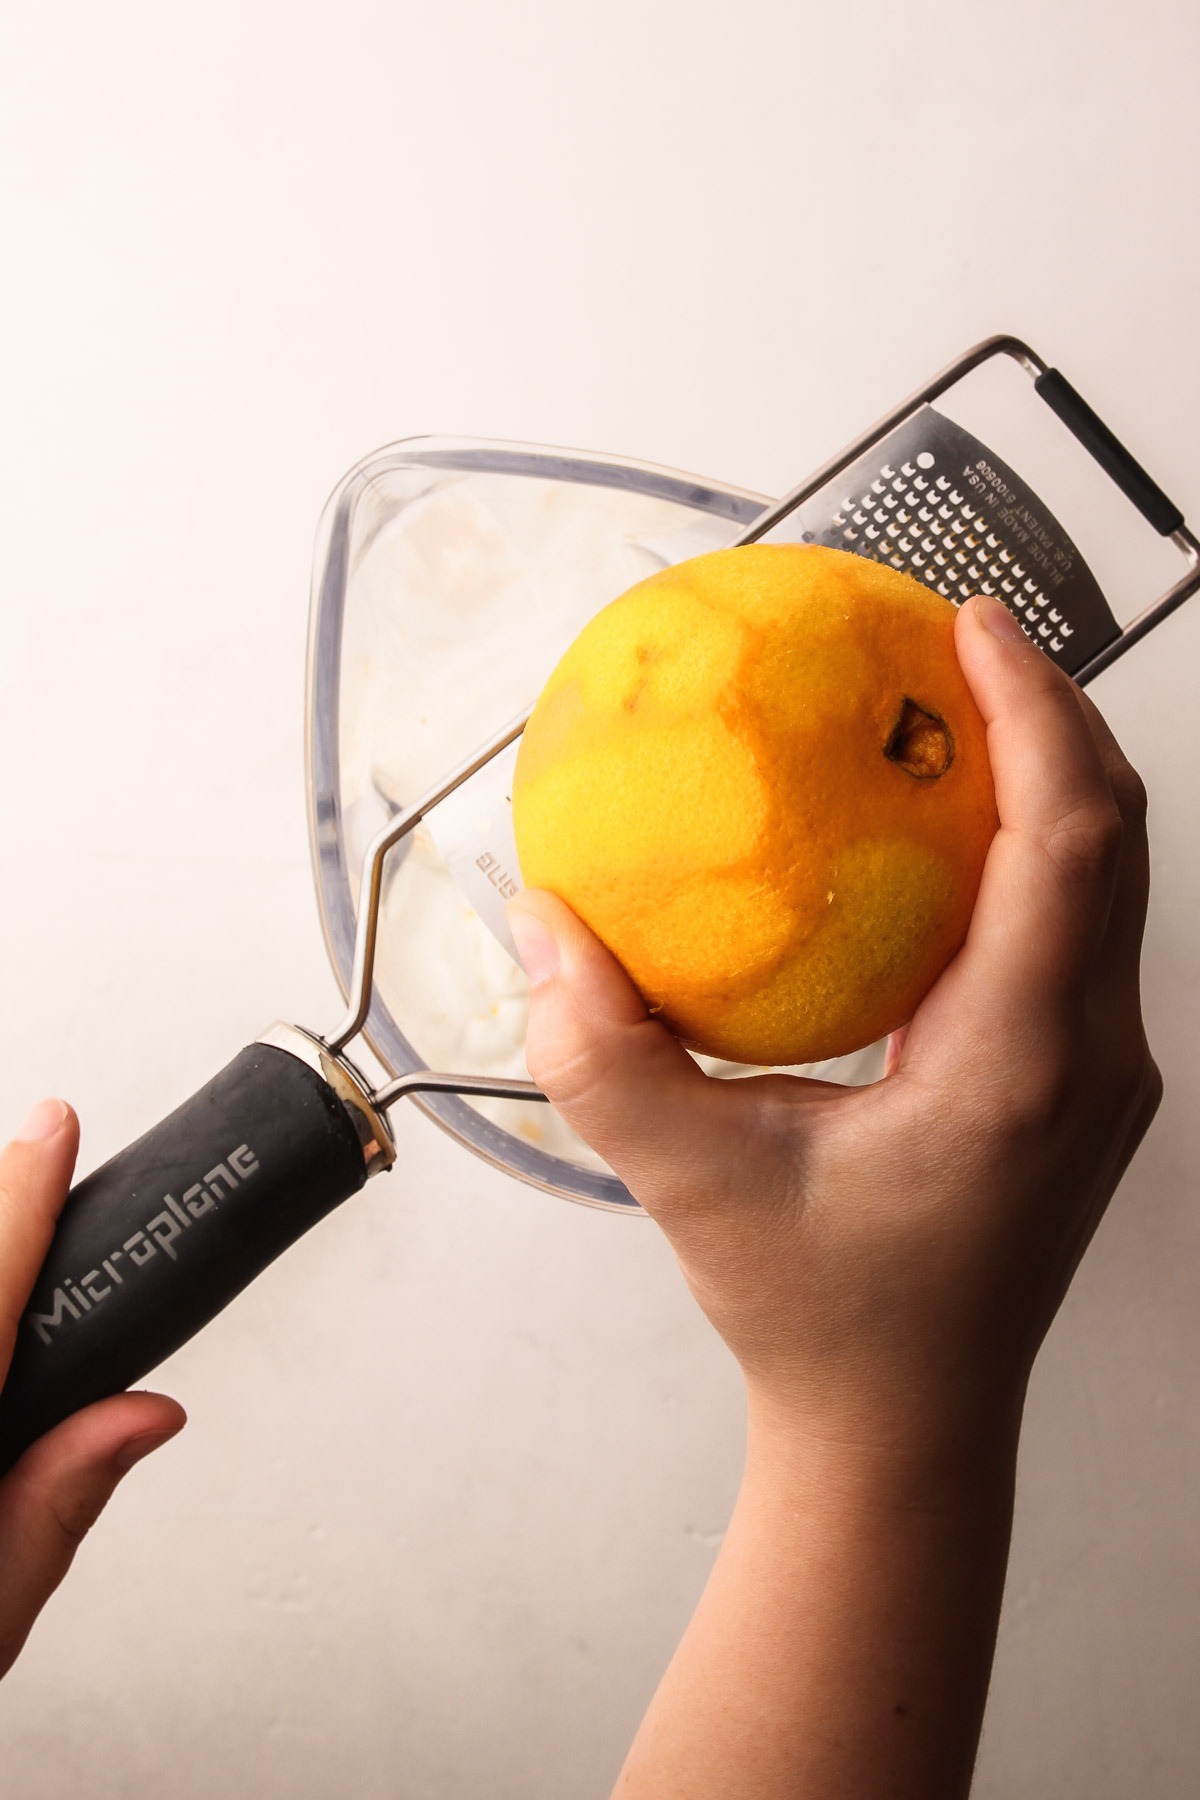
[512,544,998,1066]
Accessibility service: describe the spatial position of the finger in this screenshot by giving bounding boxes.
[948,597,1124,1019]
[1070,685,1152,991]
[0,1101,80,1381]
[508,891,750,1210]
[0,1390,185,1677]
[1070,682,1140,802]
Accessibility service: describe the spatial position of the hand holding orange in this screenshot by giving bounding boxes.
[512,545,998,1065]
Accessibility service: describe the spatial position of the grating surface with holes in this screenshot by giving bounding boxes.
[764,406,1120,676]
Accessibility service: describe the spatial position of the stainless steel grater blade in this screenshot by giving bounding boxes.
[755,404,1114,670]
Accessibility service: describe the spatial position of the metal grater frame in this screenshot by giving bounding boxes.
[737,335,1198,684]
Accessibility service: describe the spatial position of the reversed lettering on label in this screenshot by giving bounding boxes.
[424,737,525,961]
[475,851,521,902]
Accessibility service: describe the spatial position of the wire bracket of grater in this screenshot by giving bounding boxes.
[769,405,1120,678]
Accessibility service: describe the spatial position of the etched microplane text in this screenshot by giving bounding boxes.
[24,1143,261,1346]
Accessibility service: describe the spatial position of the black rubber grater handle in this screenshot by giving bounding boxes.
[1035,368,1184,537]
[0,1045,371,1474]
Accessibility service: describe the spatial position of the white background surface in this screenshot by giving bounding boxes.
[1,2,1198,1794]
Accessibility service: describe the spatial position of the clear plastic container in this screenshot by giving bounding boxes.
[306,438,884,1211]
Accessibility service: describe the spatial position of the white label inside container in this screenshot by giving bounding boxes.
[423,739,525,963]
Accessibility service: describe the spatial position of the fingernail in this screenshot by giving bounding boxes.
[113,1429,180,1473]
[14,1098,67,1143]
[507,906,561,986]
[973,594,1029,645]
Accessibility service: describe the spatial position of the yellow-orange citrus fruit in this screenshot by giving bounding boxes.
[512,545,998,1066]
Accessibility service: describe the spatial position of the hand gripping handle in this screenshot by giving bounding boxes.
[0,1044,379,1474]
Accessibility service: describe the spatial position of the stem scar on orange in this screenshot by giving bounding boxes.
[512,544,999,1066]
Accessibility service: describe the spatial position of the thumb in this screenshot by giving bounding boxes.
[507,891,731,1209]
[0,1390,185,1678]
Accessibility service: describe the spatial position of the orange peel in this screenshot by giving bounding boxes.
[513,544,998,1065]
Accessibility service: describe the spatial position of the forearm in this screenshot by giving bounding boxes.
[612,1408,1021,1800]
